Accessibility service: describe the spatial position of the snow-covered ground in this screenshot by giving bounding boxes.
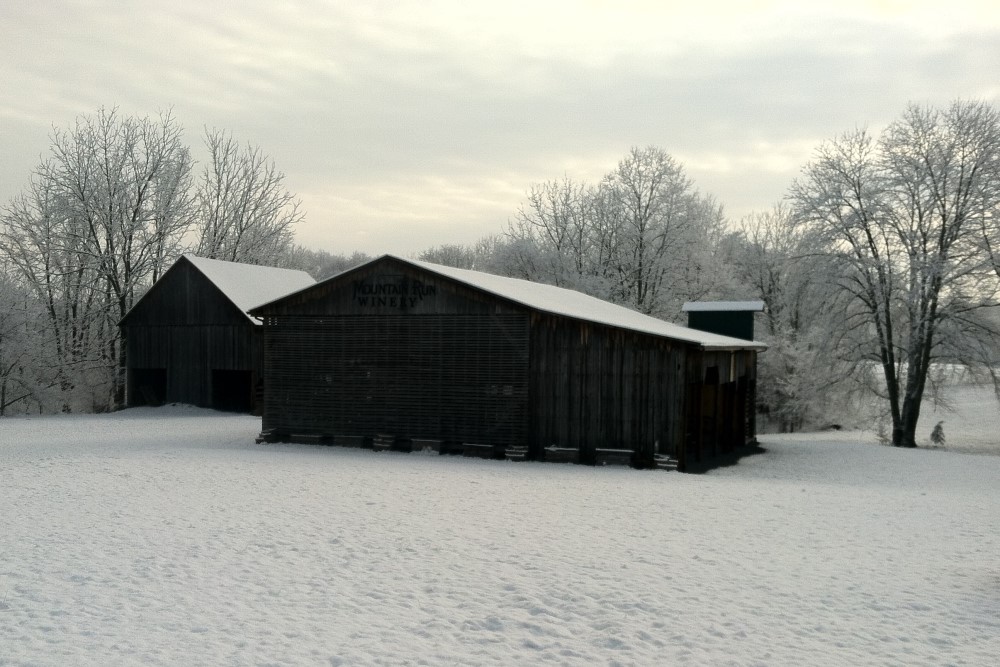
[2,391,999,666]
[915,380,1000,454]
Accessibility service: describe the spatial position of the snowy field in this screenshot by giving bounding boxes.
[2,390,999,665]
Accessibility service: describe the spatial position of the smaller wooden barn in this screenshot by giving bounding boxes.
[120,255,315,412]
[251,255,766,471]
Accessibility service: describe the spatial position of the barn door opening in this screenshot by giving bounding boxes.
[130,368,167,406]
[211,369,253,412]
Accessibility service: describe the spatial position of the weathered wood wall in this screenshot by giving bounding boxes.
[682,349,757,469]
[527,313,687,464]
[263,314,528,445]
[259,258,531,445]
[125,324,259,407]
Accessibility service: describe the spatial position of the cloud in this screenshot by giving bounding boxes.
[2,1,999,254]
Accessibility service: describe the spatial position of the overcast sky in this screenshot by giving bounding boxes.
[2,1,999,255]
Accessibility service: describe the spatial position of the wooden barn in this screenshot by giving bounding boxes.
[120,255,315,412]
[250,255,765,470]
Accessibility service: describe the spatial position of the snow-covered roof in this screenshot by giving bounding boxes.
[397,258,764,350]
[183,254,315,323]
[261,255,761,350]
[682,300,766,312]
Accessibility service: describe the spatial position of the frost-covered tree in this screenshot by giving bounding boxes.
[281,245,371,280]
[418,243,480,270]
[1,108,310,413]
[727,204,857,431]
[508,178,595,283]
[504,147,726,317]
[598,146,725,315]
[416,236,512,275]
[195,128,302,266]
[0,271,51,415]
[505,177,615,295]
[2,164,113,410]
[2,108,193,409]
[733,205,805,335]
[790,100,1000,447]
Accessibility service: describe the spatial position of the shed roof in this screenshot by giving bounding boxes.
[254,255,765,351]
[682,300,766,312]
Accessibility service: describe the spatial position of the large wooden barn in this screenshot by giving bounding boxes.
[251,255,765,471]
[120,255,315,412]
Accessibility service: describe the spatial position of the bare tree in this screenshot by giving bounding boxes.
[0,270,51,415]
[731,204,855,431]
[195,128,303,266]
[734,204,816,336]
[418,243,479,270]
[503,147,725,317]
[281,245,371,280]
[594,147,726,316]
[1,175,106,409]
[1,107,195,409]
[507,177,599,287]
[790,100,1000,447]
[418,236,511,274]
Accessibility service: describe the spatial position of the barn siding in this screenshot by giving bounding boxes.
[682,349,758,469]
[527,314,687,464]
[258,259,532,446]
[262,314,528,446]
[124,324,258,407]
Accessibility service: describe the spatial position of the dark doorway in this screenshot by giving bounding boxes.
[211,370,254,412]
[131,368,167,406]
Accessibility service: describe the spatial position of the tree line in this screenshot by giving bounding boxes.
[3,101,999,448]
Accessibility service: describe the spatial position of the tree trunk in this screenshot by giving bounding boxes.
[880,357,904,446]
[896,394,920,448]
